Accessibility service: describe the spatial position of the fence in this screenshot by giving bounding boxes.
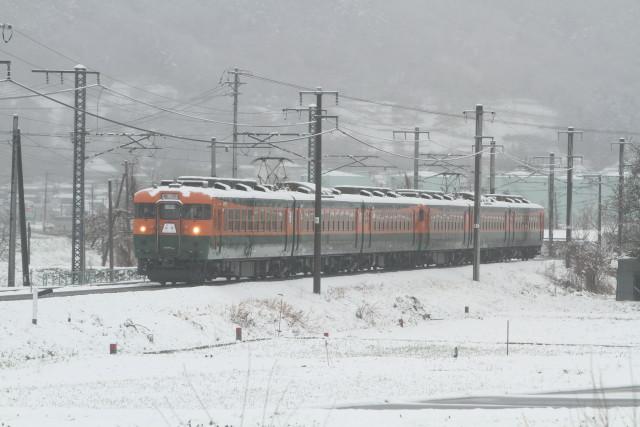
[38,267,145,287]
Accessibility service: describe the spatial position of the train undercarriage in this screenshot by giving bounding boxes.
[139,246,540,284]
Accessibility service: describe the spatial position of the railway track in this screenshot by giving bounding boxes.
[0,257,544,302]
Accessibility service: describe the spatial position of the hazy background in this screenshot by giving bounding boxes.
[2,0,640,188]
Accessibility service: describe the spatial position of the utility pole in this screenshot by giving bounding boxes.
[583,174,603,247]
[16,126,30,287]
[533,153,558,257]
[42,172,49,232]
[472,106,482,281]
[392,127,430,189]
[108,179,114,282]
[33,65,100,285]
[224,68,242,178]
[558,127,582,267]
[210,137,217,177]
[489,139,496,193]
[463,105,495,282]
[548,154,556,256]
[7,114,18,286]
[611,137,631,254]
[283,105,326,182]
[299,87,339,295]
[90,183,95,216]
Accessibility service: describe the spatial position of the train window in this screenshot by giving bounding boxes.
[266,210,272,232]
[182,204,212,220]
[240,209,247,231]
[135,203,155,219]
[159,203,180,220]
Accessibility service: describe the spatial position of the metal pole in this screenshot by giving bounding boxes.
[565,126,574,268]
[413,127,419,189]
[124,161,130,215]
[71,65,87,285]
[548,153,555,257]
[618,138,625,254]
[489,140,496,194]
[16,128,30,288]
[108,179,114,282]
[597,175,602,247]
[473,105,483,282]
[42,172,49,232]
[313,89,323,295]
[232,68,239,178]
[308,105,316,183]
[210,137,217,177]
[8,114,18,286]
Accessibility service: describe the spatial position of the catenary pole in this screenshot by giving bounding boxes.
[557,126,582,267]
[597,175,602,247]
[472,105,483,281]
[566,127,574,267]
[210,137,217,177]
[33,65,99,284]
[612,138,628,254]
[392,127,430,189]
[308,105,316,182]
[108,179,114,282]
[8,114,18,286]
[549,153,555,256]
[313,91,323,294]
[16,128,30,287]
[489,139,496,194]
[42,172,49,232]
[232,68,240,178]
[299,87,338,295]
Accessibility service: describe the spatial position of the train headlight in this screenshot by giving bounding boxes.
[139,225,147,233]
[192,226,201,235]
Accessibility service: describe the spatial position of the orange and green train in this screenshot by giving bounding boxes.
[133,177,544,283]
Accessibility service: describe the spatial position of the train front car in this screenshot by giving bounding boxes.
[133,184,213,283]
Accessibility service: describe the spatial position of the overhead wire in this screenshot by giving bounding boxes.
[242,71,640,137]
[6,78,339,145]
[99,84,313,127]
[338,128,488,162]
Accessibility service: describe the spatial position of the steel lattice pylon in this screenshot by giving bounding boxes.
[71,65,87,284]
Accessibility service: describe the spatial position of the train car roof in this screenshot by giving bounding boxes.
[137,180,543,210]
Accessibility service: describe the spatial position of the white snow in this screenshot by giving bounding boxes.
[0,258,638,426]
[0,231,103,287]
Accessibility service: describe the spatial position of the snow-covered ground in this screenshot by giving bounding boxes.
[0,230,103,287]
[0,259,639,426]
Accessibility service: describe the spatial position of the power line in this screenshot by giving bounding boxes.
[7,78,337,145]
[243,71,640,137]
[338,128,487,162]
[100,84,313,128]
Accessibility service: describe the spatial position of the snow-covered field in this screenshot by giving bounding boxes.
[0,258,639,426]
[0,230,103,287]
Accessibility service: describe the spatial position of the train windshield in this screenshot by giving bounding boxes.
[134,203,156,219]
[158,203,180,220]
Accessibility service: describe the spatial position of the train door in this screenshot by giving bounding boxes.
[463,209,469,247]
[355,205,361,251]
[503,210,508,245]
[215,203,223,254]
[290,198,298,256]
[360,204,372,250]
[509,210,516,245]
[423,207,430,250]
[156,200,182,257]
